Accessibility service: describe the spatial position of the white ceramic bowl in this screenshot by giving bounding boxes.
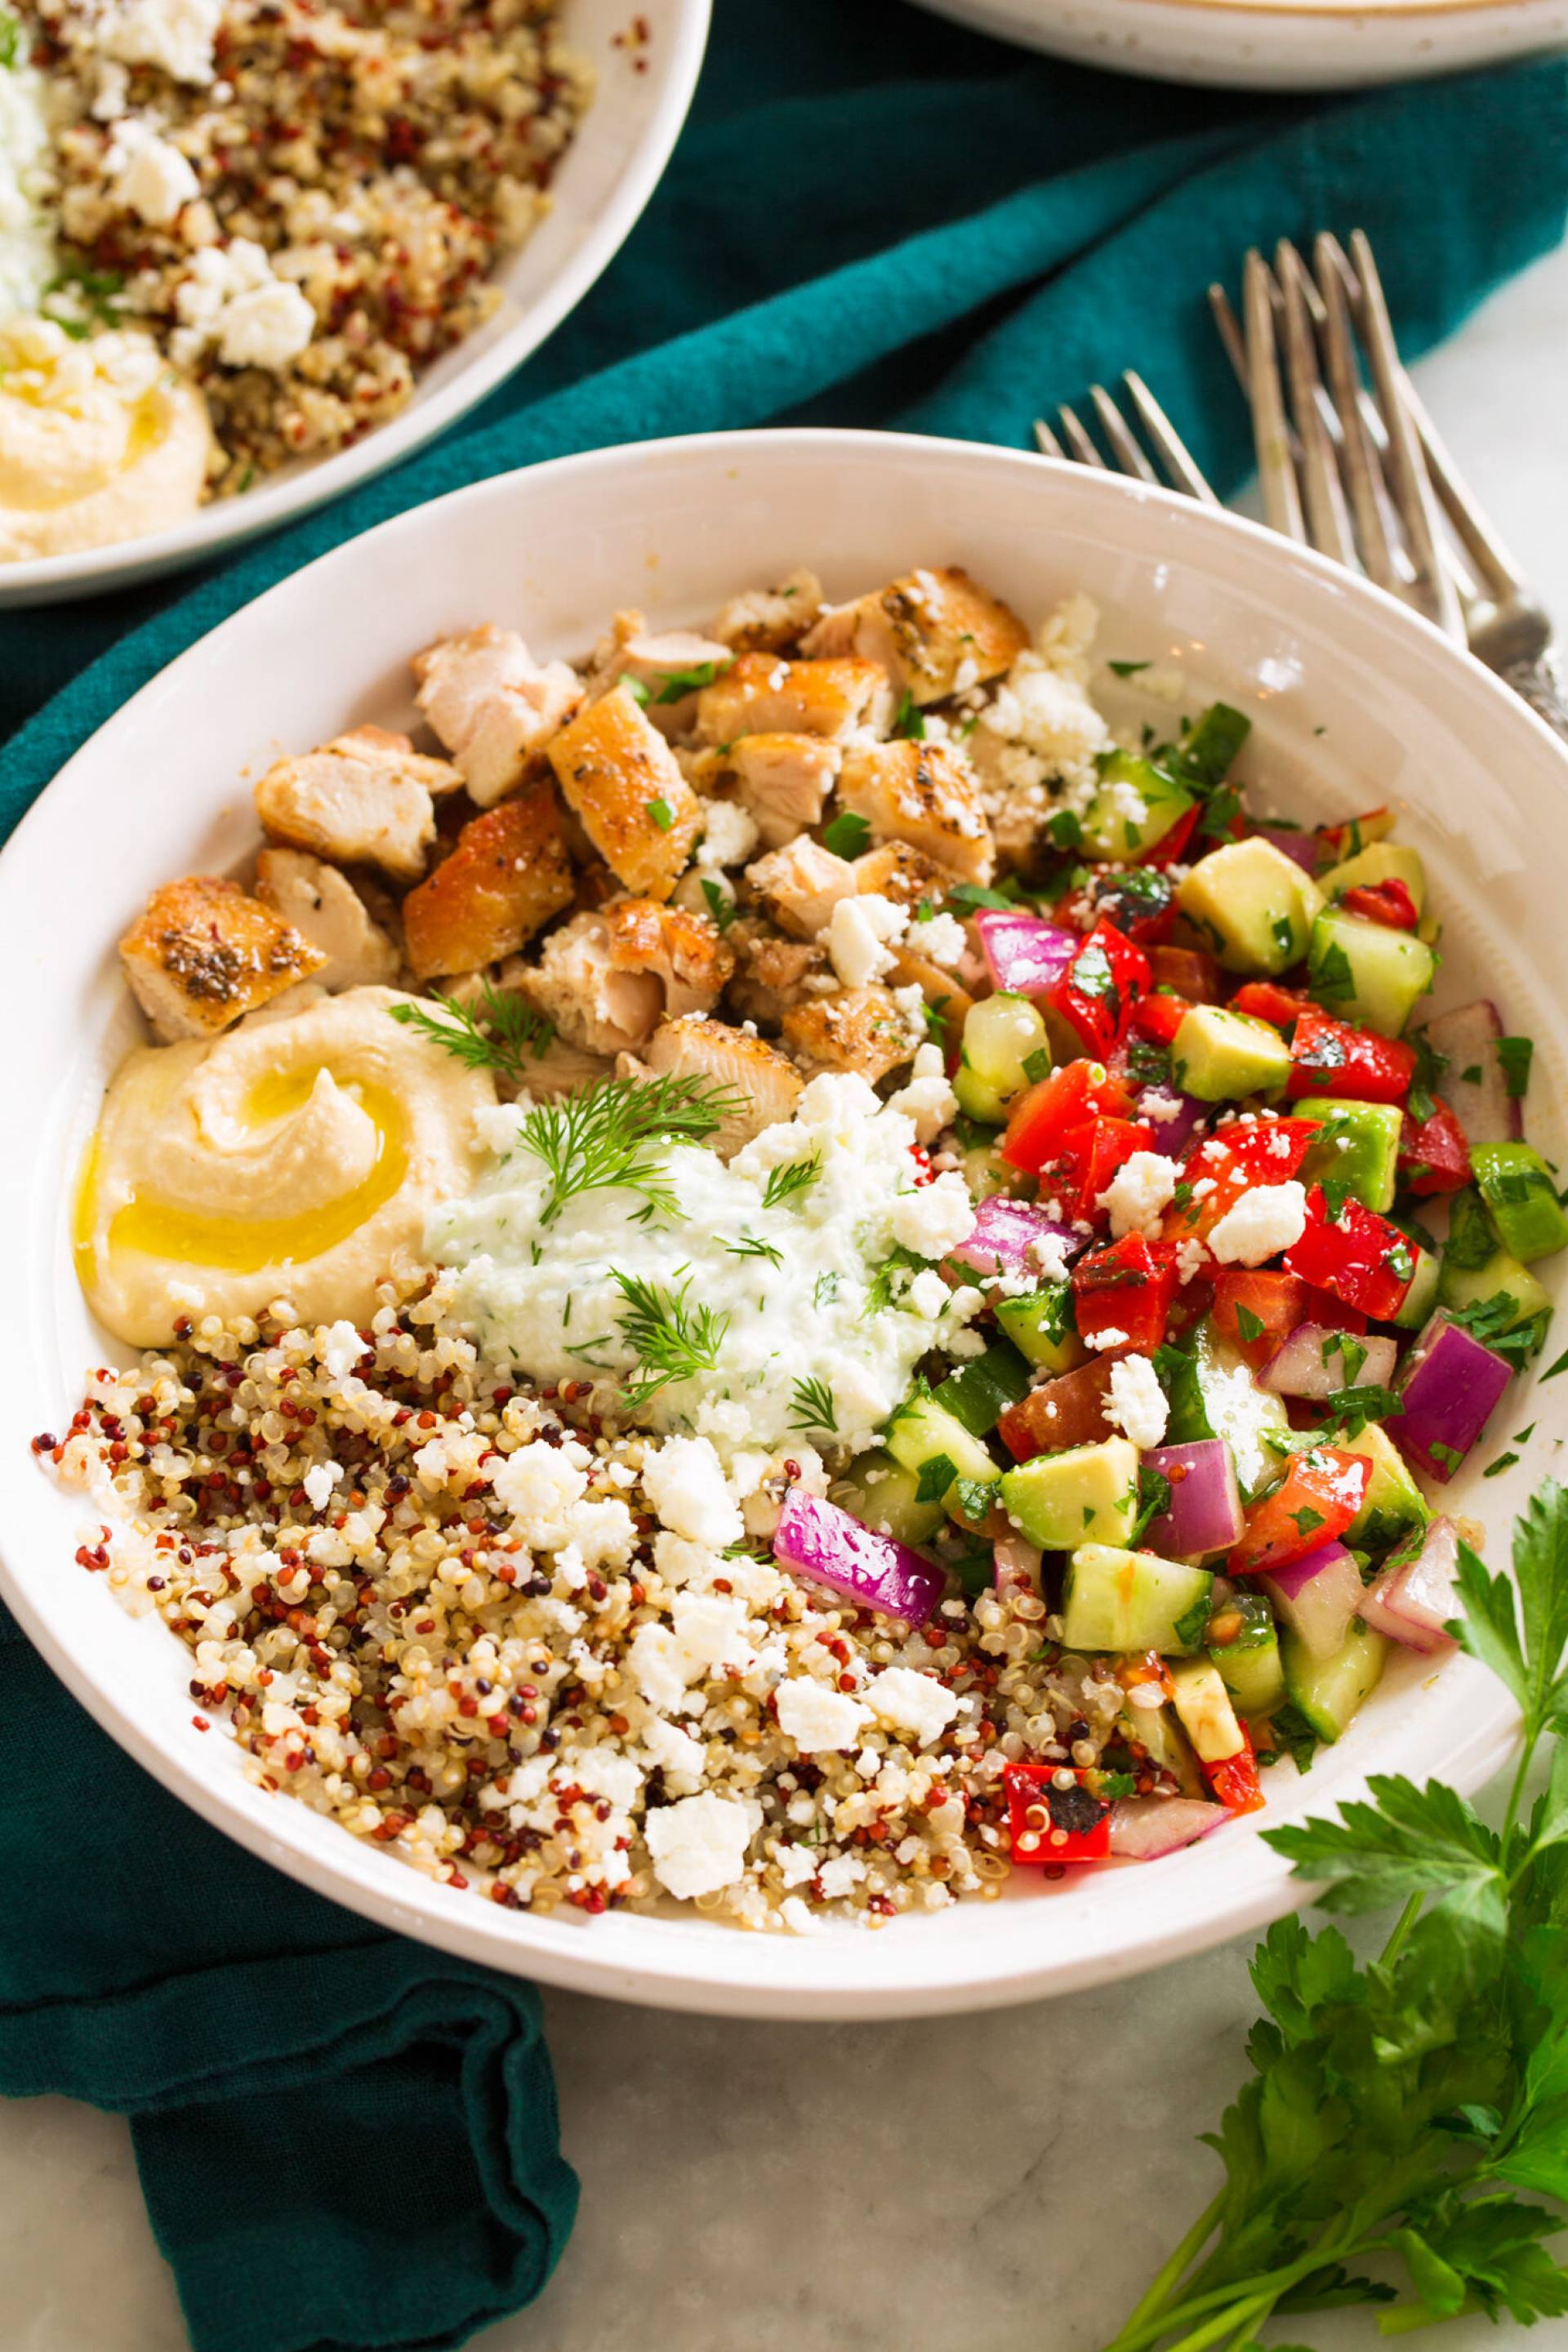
[0,0,709,610]
[0,427,1552,2018]
[909,0,1568,91]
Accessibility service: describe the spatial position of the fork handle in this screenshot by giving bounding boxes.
[1498,645,1568,745]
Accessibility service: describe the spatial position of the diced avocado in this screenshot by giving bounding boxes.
[1000,1437,1140,1551]
[953,993,1050,1125]
[1171,1004,1290,1102]
[1060,1544,1214,1655]
[1176,838,1325,976]
[1117,1701,1205,1799]
[1187,1320,1290,1498]
[1281,1619,1389,1744]
[996,1279,1083,1376]
[934,1339,1031,1437]
[1080,753,1196,861]
[1169,1657,1245,1762]
[1318,839,1427,913]
[1392,1243,1442,1331]
[829,1450,946,1547]
[1307,906,1434,1037]
[1208,1591,1285,1718]
[1470,1142,1568,1263]
[1298,1098,1404,1214]
[884,1391,1001,1530]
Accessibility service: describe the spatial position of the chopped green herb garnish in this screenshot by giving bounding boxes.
[646,797,675,832]
[388,979,555,1086]
[699,876,736,931]
[1496,1035,1535,1098]
[790,1374,839,1437]
[1107,659,1152,679]
[892,689,926,741]
[612,1270,729,1405]
[761,1153,822,1209]
[1233,1303,1266,1345]
[518,1071,741,1228]
[821,810,871,859]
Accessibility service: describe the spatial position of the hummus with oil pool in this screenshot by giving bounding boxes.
[75,987,496,1347]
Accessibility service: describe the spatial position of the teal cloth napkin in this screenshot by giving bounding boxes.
[2,4,1566,2349]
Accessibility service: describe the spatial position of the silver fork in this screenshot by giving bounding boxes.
[1033,372,1220,506]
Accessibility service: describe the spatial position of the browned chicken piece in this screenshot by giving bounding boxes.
[694,653,893,746]
[836,739,996,885]
[604,897,735,1016]
[644,1014,804,1156]
[254,848,401,991]
[744,838,858,939]
[607,628,736,735]
[782,985,919,1085]
[802,565,1030,706]
[119,876,327,1042]
[851,840,947,910]
[401,784,575,980]
[412,625,583,808]
[520,897,732,1057]
[547,684,702,902]
[443,972,616,1101]
[254,726,460,884]
[725,929,833,1028]
[724,733,840,849]
[709,568,824,655]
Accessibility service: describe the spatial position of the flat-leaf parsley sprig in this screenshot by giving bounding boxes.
[1102,1481,1568,2352]
[388,977,555,1088]
[611,1270,729,1405]
[516,1071,741,1227]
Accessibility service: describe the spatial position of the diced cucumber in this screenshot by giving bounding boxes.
[1318,840,1427,913]
[996,1280,1083,1376]
[1281,1619,1389,1744]
[1392,1243,1441,1331]
[1176,839,1325,976]
[934,1339,1031,1437]
[1298,1098,1404,1214]
[1169,1657,1245,1762]
[1000,1437,1140,1551]
[953,993,1050,1125]
[1117,1702,1204,1799]
[1308,906,1434,1037]
[1080,753,1196,861]
[884,1392,1001,1530]
[1470,1142,1568,1263]
[1208,1591,1285,1718]
[1272,1419,1428,1554]
[1438,1240,1552,1329]
[1061,1544,1214,1655]
[829,1450,946,1547]
[1187,1320,1290,1498]
[1171,1004,1290,1102]
[960,1143,1032,1200]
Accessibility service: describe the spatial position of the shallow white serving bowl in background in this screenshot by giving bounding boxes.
[0,0,709,610]
[909,0,1567,90]
[0,426,1556,2019]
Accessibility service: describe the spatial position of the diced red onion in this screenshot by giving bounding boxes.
[1424,1000,1521,1143]
[773,1488,944,1626]
[950,1194,1085,1282]
[1259,1323,1398,1401]
[1135,1085,1206,1159]
[1253,823,1321,875]
[1107,1795,1228,1860]
[1392,1312,1512,1484]
[1262,1541,1363,1660]
[976,908,1079,1000]
[1357,1516,1459,1654]
[1142,1439,1243,1557]
[993,1532,1043,1597]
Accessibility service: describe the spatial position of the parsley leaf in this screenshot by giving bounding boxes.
[821,810,871,859]
[1497,1036,1535,1098]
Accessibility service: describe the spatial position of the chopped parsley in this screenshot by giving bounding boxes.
[651,657,732,705]
[1496,1035,1535,1098]
[1106,659,1152,679]
[915,1453,958,1504]
[646,797,675,832]
[699,876,736,931]
[820,810,871,859]
[1311,938,1357,1009]
[891,689,926,741]
[1233,1303,1266,1345]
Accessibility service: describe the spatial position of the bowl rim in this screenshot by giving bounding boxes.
[0,0,711,609]
[2,422,1556,2018]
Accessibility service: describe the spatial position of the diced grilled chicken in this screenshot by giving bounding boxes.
[401,783,575,979]
[725,928,833,1028]
[604,897,735,1018]
[520,897,733,1057]
[412,625,583,808]
[444,972,616,1101]
[836,739,996,884]
[852,840,947,910]
[608,629,735,735]
[254,847,401,991]
[886,942,974,1049]
[254,725,460,883]
[644,1013,804,1156]
[119,876,327,1042]
[547,684,702,902]
[724,733,840,849]
[782,984,919,1084]
[709,568,824,655]
[694,653,893,746]
[802,565,1029,706]
[744,838,858,939]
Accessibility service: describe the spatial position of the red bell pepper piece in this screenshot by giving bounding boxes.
[1303,1285,1368,1338]
[1062,1115,1156,1222]
[1004,1763,1112,1863]
[1000,1058,1132,1174]
[1149,943,1222,1002]
[1203,1725,1267,1816]
[1340,878,1420,931]
[1283,1187,1418,1321]
[1398,1099,1472,1197]
[1210,1269,1309,1369]
[1049,919,1151,1058]
[1160,1116,1319,1259]
[1071,1232,1178,1354]
[1285,1006,1417,1107]
[1131,989,1192,1047]
[1228,980,1316,1031]
[1229,1445,1371,1575]
[1139,801,1201,870]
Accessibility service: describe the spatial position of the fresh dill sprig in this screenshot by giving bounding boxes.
[761,1152,822,1209]
[388,979,555,1089]
[517,1071,741,1227]
[726,1233,783,1267]
[612,1270,730,1405]
[790,1374,838,1437]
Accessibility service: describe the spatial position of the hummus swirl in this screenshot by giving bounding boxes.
[76,987,495,1345]
[0,318,212,564]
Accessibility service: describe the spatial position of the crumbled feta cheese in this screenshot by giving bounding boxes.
[866,1667,960,1746]
[644,1791,758,1900]
[318,1319,368,1383]
[1206,1180,1308,1267]
[890,1170,975,1258]
[887,1040,957,1144]
[1139,1089,1185,1126]
[107,120,199,229]
[301,1461,341,1512]
[171,238,314,371]
[1084,1325,1129,1352]
[906,1267,950,1320]
[1099,1150,1183,1241]
[1106,1354,1169,1450]
[826,890,907,989]
[97,0,225,86]
[217,277,315,371]
[904,911,968,969]
[639,1717,706,1791]
[816,1852,866,1898]
[697,799,759,871]
[491,1441,588,1545]
[775,1678,870,1753]
[641,1435,743,1550]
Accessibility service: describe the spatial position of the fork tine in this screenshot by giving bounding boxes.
[1275,241,1353,566]
[1089,385,1160,484]
[1312,238,1401,597]
[1241,250,1303,541]
[1122,372,1222,506]
[1055,403,1106,468]
[1032,416,1067,459]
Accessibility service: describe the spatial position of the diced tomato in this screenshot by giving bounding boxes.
[1004,1763,1112,1862]
[998,1359,1117,1463]
[1285,1007,1417,1107]
[1210,1270,1308,1369]
[1399,1099,1472,1197]
[1131,990,1192,1047]
[1000,1058,1133,1175]
[1071,1232,1178,1355]
[1086,869,1176,946]
[1062,1115,1156,1222]
[1229,1446,1370,1575]
[1149,943,1222,1002]
[1168,1277,1214,1341]
[1228,980,1316,1030]
[1340,878,1419,931]
[1160,1116,1319,1261]
[1139,802,1201,870]
[1049,920,1151,1058]
[1283,1187,1418,1321]
[1203,1726,1267,1815]
[1316,808,1393,866]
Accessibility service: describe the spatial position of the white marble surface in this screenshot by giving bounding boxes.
[5,233,1568,2352]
